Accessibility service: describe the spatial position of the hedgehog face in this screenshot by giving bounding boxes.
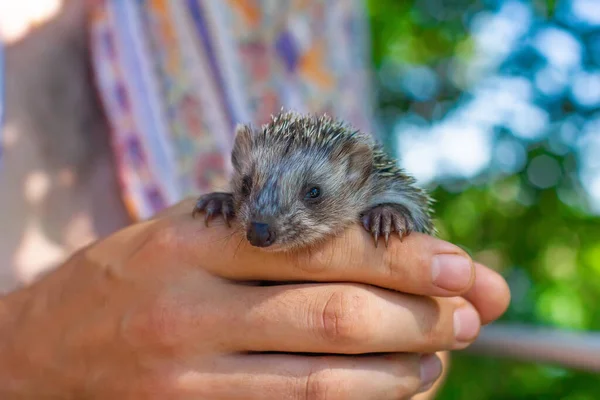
[230,122,374,251]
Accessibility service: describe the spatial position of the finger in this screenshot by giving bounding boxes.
[120,279,480,357]
[412,351,450,399]
[162,199,511,325]
[221,283,480,353]
[462,263,511,325]
[172,353,440,400]
[137,199,509,324]
[173,208,476,297]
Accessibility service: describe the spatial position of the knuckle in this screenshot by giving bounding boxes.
[303,362,347,400]
[144,220,195,267]
[289,245,334,274]
[147,220,179,252]
[319,289,372,345]
[288,231,363,275]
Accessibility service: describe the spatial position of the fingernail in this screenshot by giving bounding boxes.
[454,305,480,343]
[431,254,473,291]
[419,354,442,392]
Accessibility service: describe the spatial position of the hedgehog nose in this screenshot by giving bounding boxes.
[247,222,276,247]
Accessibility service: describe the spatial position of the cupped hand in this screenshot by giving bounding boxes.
[0,198,510,399]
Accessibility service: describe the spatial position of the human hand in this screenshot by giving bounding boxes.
[0,198,509,399]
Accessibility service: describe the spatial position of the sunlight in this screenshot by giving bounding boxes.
[13,218,66,284]
[0,0,64,44]
[532,26,581,72]
[570,0,600,27]
[24,170,51,205]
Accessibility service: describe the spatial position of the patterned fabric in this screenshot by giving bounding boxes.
[88,0,375,221]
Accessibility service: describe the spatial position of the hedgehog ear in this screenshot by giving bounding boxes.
[335,139,373,185]
[346,141,373,185]
[232,124,253,171]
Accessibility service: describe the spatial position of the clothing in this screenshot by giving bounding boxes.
[87,0,376,221]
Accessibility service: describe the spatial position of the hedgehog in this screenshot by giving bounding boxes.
[192,110,435,251]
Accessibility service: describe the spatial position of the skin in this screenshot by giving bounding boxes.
[0,198,510,399]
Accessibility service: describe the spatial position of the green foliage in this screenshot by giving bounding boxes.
[367,0,475,66]
[366,0,600,398]
[439,355,599,400]
[429,164,600,398]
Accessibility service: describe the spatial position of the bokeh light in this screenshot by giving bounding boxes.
[369,0,600,397]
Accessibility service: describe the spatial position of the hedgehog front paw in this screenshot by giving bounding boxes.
[192,192,235,227]
[360,204,414,248]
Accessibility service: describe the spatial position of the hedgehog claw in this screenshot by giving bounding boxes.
[361,204,415,248]
[222,203,232,228]
[204,209,213,227]
[192,192,235,227]
[382,210,392,248]
[192,197,209,219]
[223,213,231,228]
[369,212,381,247]
[361,214,371,232]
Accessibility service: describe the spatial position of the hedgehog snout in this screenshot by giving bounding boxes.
[247,221,277,247]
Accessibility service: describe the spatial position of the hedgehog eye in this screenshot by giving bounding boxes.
[304,186,321,200]
[241,175,252,197]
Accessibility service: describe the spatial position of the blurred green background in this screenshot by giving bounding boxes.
[365,0,600,398]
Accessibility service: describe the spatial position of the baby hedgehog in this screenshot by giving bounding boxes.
[192,110,435,251]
